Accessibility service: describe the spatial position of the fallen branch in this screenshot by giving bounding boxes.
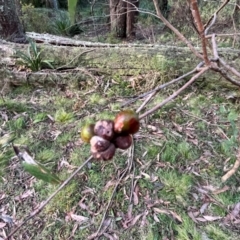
[222,149,240,182]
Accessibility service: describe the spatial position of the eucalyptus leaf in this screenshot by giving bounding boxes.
[22,162,61,184]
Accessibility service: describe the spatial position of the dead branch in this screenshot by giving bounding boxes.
[222,149,240,182]
[152,0,203,60]
[206,33,240,38]
[211,34,219,60]
[219,58,240,79]
[121,64,203,107]
[139,65,209,120]
[204,0,230,30]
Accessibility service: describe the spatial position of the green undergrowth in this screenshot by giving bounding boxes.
[0,76,240,240]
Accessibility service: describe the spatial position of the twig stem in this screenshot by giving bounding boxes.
[139,66,209,120]
[6,156,93,240]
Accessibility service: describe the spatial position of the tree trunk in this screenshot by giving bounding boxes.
[110,0,127,38]
[0,0,27,43]
[126,0,139,38]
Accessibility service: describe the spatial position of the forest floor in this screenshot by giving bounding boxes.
[1,2,240,239]
[1,67,240,239]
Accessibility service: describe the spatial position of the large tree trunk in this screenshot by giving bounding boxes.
[109,0,139,38]
[126,0,139,38]
[0,0,27,43]
[110,0,127,38]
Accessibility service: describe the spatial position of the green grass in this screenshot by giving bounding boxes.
[1,73,240,239]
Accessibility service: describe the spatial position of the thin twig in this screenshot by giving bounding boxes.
[139,66,209,120]
[129,140,135,204]
[219,58,240,79]
[206,33,240,38]
[204,0,230,30]
[211,34,219,60]
[122,65,203,107]
[136,91,156,113]
[152,0,203,60]
[204,13,217,35]
[88,158,132,240]
[6,156,93,240]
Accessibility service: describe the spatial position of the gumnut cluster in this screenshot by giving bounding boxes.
[81,110,140,160]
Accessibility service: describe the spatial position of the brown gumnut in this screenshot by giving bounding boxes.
[114,134,132,150]
[94,120,115,140]
[90,136,111,153]
[114,109,140,135]
[91,143,116,161]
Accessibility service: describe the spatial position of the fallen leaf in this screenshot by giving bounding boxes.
[187,211,199,223]
[195,217,207,222]
[104,179,117,191]
[188,138,198,146]
[141,172,151,179]
[173,122,183,132]
[0,133,15,148]
[69,213,89,223]
[129,213,144,227]
[153,208,182,223]
[153,213,160,223]
[212,186,230,195]
[133,192,139,205]
[0,214,13,224]
[200,203,209,214]
[224,202,240,222]
[202,215,222,221]
[15,189,34,201]
[0,222,6,228]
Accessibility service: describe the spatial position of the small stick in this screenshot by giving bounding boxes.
[6,156,93,240]
[222,150,240,182]
[136,91,156,113]
[88,162,131,239]
[211,34,219,60]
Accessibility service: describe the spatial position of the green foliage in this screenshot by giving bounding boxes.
[33,112,47,124]
[52,11,83,36]
[52,12,72,36]
[175,215,201,240]
[205,225,229,240]
[1,100,27,112]
[54,109,74,123]
[16,40,54,71]
[158,170,193,202]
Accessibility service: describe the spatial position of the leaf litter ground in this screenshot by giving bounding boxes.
[0,77,240,240]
